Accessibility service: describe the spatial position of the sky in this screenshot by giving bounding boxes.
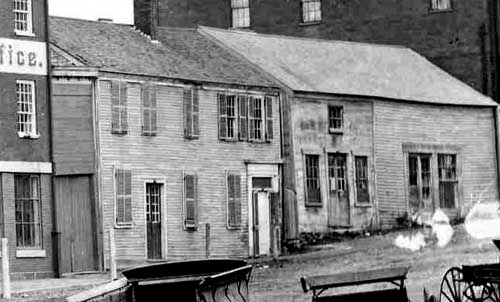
[48,0,134,24]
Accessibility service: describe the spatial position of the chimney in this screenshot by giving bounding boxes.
[98,18,113,23]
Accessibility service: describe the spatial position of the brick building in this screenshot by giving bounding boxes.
[0,0,54,278]
[50,17,283,270]
[133,0,500,101]
[200,27,500,243]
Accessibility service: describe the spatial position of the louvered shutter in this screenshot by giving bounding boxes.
[248,96,255,140]
[116,168,132,225]
[150,85,158,134]
[265,95,273,141]
[111,81,120,133]
[124,170,132,223]
[233,174,241,226]
[142,85,151,133]
[192,88,200,137]
[238,95,248,141]
[120,83,128,132]
[218,94,227,139]
[184,174,197,227]
[184,88,193,138]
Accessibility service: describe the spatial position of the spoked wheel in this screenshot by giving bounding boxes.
[478,283,500,302]
[440,267,465,302]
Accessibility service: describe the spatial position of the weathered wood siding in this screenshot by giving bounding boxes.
[374,101,498,227]
[291,96,376,233]
[52,79,95,176]
[98,79,281,266]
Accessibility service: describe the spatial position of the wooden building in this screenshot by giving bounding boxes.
[49,17,282,270]
[200,27,500,245]
[0,0,55,278]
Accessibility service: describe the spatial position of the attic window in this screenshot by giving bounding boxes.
[231,0,250,28]
[430,0,452,11]
[301,0,322,23]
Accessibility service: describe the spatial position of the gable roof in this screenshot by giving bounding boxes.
[200,26,497,107]
[49,17,277,88]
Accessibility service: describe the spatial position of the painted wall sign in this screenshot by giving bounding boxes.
[0,38,47,75]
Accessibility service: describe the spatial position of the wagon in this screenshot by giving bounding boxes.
[440,240,500,302]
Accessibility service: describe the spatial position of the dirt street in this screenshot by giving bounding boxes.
[250,225,499,302]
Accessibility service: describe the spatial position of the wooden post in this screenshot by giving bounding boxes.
[273,226,281,258]
[109,229,117,281]
[205,223,211,258]
[2,238,11,299]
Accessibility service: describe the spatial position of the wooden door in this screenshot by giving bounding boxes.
[56,175,97,274]
[328,154,350,227]
[146,183,162,259]
[252,191,271,256]
[408,154,432,213]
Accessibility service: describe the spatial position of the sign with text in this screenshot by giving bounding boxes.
[0,38,47,75]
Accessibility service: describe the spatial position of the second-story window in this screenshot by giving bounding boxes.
[301,0,322,23]
[430,0,451,11]
[17,80,37,138]
[14,0,33,35]
[184,87,200,139]
[231,0,250,28]
[111,81,128,134]
[248,96,264,141]
[328,105,343,133]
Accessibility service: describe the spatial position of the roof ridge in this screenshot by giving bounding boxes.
[49,15,132,27]
[199,25,409,50]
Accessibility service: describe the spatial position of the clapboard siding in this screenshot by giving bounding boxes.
[98,79,281,266]
[52,79,95,176]
[374,101,498,227]
[290,96,376,233]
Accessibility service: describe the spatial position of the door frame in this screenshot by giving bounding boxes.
[247,163,279,258]
[143,179,167,260]
[326,152,351,227]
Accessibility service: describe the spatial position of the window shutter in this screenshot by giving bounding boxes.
[111,81,120,133]
[233,174,241,226]
[265,95,273,141]
[116,168,132,225]
[184,174,197,227]
[238,95,248,141]
[192,88,200,137]
[184,88,193,138]
[218,94,227,139]
[120,83,128,132]
[142,85,151,133]
[248,96,255,140]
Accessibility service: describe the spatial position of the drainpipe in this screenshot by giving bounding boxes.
[494,107,500,201]
[44,0,61,277]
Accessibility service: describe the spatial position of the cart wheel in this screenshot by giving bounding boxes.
[440,267,464,302]
[479,283,499,302]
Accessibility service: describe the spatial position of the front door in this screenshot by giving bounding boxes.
[328,154,350,227]
[408,153,432,214]
[253,191,271,256]
[146,183,162,259]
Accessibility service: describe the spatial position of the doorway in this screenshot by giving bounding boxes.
[252,191,271,256]
[146,183,162,259]
[327,154,350,227]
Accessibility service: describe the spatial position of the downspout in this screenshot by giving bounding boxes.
[44,0,61,277]
[494,107,500,202]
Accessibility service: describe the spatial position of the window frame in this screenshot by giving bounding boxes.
[226,171,242,229]
[14,174,43,250]
[354,156,371,205]
[304,154,322,207]
[111,81,128,135]
[438,153,458,209]
[231,0,251,28]
[183,172,198,230]
[429,0,453,12]
[14,0,34,36]
[328,105,344,134]
[248,95,265,142]
[301,0,322,24]
[184,87,200,139]
[114,166,133,228]
[141,84,158,136]
[16,80,38,139]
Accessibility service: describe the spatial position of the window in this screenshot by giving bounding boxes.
[111,81,128,134]
[184,87,200,139]
[231,0,250,28]
[227,173,242,228]
[328,106,343,132]
[218,93,273,142]
[301,0,322,23]
[115,168,132,226]
[439,154,458,208]
[305,154,321,206]
[16,80,37,138]
[430,0,451,11]
[408,154,432,211]
[15,174,42,248]
[142,84,158,136]
[14,0,33,35]
[355,156,370,204]
[184,174,198,228]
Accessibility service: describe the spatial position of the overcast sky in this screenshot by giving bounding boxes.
[48,0,134,24]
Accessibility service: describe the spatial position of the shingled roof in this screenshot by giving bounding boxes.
[200,26,497,107]
[49,17,277,88]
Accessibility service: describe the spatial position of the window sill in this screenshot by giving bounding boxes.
[227,225,242,230]
[329,128,344,135]
[305,203,323,208]
[114,223,133,229]
[16,249,46,258]
[15,30,35,37]
[18,132,39,139]
[354,202,372,208]
[184,225,198,231]
[141,132,157,137]
[299,21,322,26]
[428,8,453,14]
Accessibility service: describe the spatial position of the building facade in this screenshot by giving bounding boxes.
[50,17,283,269]
[134,0,500,101]
[0,0,54,278]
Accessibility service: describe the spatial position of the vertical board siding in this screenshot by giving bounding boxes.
[98,80,281,266]
[374,101,498,227]
[291,96,376,233]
